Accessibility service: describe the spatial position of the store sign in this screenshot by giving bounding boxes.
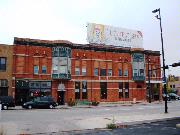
[87,23,143,48]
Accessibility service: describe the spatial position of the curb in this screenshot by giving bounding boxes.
[118,117,180,126]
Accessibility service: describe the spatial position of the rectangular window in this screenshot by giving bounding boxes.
[60,66,67,74]
[124,69,128,76]
[119,82,123,98]
[53,65,58,74]
[100,69,106,76]
[82,81,87,99]
[100,82,107,99]
[0,79,8,87]
[75,82,80,99]
[118,69,122,76]
[94,68,98,76]
[82,67,86,76]
[42,66,47,74]
[133,69,138,76]
[75,67,80,75]
[108,69,112,76]
[140,69,144,76]
[0,57,6,71]
[125,82,129,98]
[33,66,39,74]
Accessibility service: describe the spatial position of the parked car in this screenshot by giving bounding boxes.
[22,96,58,109]
[0,96,15,110]
[162,94,171,101]
[168,93,180,100]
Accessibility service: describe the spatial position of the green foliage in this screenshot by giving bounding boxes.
[106,116,117,129]
[91,101,99,106]
[106,123,117,129]
[91,98,99,106]
[167,88,175,94]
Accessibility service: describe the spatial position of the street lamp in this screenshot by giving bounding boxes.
[152,8,168,113]
[147,56,151,103]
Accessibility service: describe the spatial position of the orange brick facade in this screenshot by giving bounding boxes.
[11,37,162,104]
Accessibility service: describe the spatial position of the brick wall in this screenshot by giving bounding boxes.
[0,44,13,96]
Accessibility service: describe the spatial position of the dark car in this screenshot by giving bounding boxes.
[22,96,58,109]
[162,94,171,101]
[168,93,180,100]
[0,96,15,110]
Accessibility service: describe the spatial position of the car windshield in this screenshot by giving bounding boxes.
[170,93,176,96]
[33,97,41,102]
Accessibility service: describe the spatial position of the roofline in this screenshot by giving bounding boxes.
[13,37,160,55]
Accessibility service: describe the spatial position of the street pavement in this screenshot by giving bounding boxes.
[55,117,180,135]
[0,100,180,134]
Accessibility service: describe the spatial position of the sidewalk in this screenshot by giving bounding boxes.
[13,100,163,110]
[76,110,180,130]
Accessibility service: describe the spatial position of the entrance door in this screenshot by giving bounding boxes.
[57,91,65,105]
[15,89,29,105]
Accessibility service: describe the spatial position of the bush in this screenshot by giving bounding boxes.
[106,123,117,129]
[67,98,76,106]
[106,116,117,129]
[91,101,99,106]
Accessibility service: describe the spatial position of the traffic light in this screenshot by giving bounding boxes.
[172,62,180,67]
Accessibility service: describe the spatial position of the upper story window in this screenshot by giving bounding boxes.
[0,57,6,71]
[42,66,47,74]
[140,69,144,76]
[124,63,128,77]
[82,61,87,76]
[75,67,80,75]
[82,67,86,76]
[124,69,128,77]
[118,69,122,76]
[133,69,138,76]
[108,69,112,76]
[100,69,106,76]
[94,68,98,76]
[94,61,99,76]
[0,79,8,87]
[33,66,39,75]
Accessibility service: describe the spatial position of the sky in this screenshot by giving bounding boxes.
[0,0,180,76]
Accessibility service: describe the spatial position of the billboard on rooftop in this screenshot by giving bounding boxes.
[87,23,143,48]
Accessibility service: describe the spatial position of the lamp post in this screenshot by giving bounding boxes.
[147,56,151,103]
[152,8,168,113]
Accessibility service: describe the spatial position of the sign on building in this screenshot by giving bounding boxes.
[87,23,143,48]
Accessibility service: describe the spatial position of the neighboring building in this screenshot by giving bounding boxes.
[167,75,180,95]
[12,41,52,105]
[0,44,13,97]
[13,37,162,104]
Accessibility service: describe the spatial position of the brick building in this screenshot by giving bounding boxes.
[12,37,162,104]
[0,44,13,97]
[12,40,52,104]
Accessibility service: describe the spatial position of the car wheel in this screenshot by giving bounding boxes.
[28,105,32,109]
[3,105,8,110]
[49,104,54,109]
